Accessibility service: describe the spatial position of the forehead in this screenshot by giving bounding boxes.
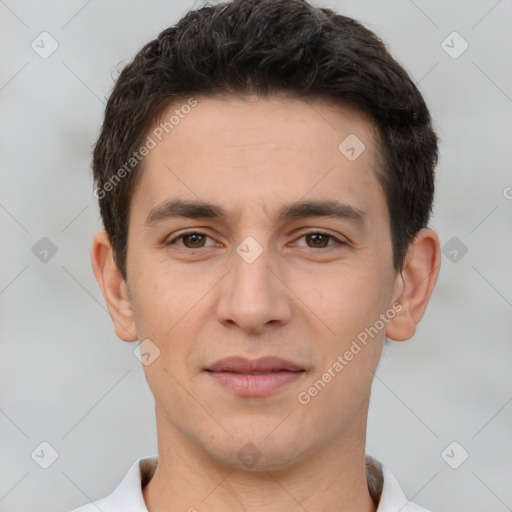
[151,94,380,157]
[132,94,386,224]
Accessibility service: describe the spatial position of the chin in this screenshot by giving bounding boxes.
[199,425,307,472]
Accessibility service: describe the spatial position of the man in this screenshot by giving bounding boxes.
[72,0,440,510]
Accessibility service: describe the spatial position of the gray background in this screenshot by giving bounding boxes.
[1,1,511,511]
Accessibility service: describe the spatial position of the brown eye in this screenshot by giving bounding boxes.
[305,233,332,248]
[292,231,343,249]
[166,232,214,249]
[181,233,207,248]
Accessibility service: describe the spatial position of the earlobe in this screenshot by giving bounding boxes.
[385,228,441,342]
[90,229,138,342]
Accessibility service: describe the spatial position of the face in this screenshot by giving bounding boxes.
[122,95,402,469]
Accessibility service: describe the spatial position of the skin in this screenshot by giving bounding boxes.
[91,94,440,512]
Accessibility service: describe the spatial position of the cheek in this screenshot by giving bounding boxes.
[294,262,386,341]
[129,266,213,371]
[130,262,203,331]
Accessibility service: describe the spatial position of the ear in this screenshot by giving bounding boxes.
[90,229,138,342]
[385,228,441,342]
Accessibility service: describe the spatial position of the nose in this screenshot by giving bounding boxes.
[215,241,293,334]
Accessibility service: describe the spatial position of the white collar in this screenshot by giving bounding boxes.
[70,455,430,512]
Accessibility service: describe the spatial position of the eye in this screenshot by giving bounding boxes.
[165,230,345,251]
[293,231,344,249]
[166,231,216,249]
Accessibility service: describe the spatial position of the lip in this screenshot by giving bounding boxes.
[207,356,304,373]
[205,356,306,397]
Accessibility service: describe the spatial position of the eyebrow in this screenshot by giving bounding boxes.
[144,198,366,228]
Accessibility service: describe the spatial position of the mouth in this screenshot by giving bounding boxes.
[205,356,306,397]
[206,355,305,373]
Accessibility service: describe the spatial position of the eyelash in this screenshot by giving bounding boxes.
[165,230,345,250]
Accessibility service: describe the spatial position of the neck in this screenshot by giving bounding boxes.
[143,410,377,512]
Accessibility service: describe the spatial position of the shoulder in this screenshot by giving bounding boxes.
[67,498,111,512]
[366,455,433,512]
[66,455,158,512]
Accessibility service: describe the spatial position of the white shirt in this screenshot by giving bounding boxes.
[69,455,430,512]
